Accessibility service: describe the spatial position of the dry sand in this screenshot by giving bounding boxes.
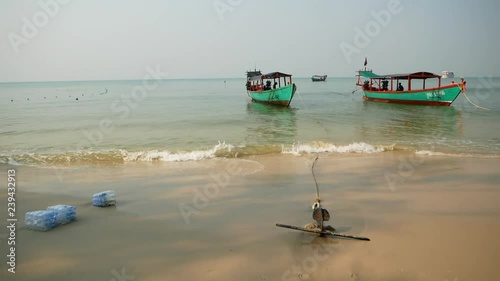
[0,152,499,281]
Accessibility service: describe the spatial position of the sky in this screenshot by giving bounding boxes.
[1,0,500,82]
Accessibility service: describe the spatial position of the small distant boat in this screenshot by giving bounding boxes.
[355,69,462,106]
[311,75,327,82]
[246,70,297,107]
[441,71,454,79]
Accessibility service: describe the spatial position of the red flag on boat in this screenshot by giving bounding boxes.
[364,57,367,66]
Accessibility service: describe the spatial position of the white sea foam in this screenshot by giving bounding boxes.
[415,150,448,156]
[4,142,496,167]
[416,150,499,158]
[121,141,235,162]
[282,141,387,155]
[5,158,23,166]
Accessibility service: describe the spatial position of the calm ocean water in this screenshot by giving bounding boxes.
[1,77,499,166]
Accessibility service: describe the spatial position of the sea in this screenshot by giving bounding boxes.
[1,77,499,167]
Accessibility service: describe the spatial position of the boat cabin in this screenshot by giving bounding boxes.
[356,70,443,92]
[246,71,293,91]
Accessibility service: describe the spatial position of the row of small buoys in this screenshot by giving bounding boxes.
[9,88,107,102]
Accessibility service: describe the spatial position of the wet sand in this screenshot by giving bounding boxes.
[0,152,499,281]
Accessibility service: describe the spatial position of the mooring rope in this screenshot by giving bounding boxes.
[462,90,490,111]
[331,90,351,96]
[296,91,329,134]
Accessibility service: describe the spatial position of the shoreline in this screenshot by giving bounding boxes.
[1,143,498,169]
[1,151,499,281]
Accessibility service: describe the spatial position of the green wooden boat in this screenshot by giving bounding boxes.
[311,75,327,82]
[246,71,297,107]
[356,69,462,106]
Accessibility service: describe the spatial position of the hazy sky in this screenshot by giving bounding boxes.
[1,0,499,82]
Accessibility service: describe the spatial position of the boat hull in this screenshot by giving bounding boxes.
[311,76,327,82]
[247,84,296,107]
[362,85,461,106]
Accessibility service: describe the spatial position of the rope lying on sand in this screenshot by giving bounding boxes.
[311,156,320,201]
[461,90,490,110]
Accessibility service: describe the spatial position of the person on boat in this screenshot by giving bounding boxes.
[382,80,389,91]
[273,82,278,89]
[363,80,369,90]
[264,80,272,90]
[459,77,467,92]
[397,83,404,91]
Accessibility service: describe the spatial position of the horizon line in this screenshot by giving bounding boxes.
[0,76,366,84]
[1,74,494,84]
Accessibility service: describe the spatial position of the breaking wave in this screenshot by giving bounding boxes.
[282,141,391,155]
[3,141,496,168]
[415,150,499,158]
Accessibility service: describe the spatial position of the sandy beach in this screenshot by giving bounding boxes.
[1,152,499,281]
[2,1,499,281]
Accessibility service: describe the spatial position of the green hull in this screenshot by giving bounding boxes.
[363,85,461,106]
[248,84,296,107]
[311,75,327,82]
